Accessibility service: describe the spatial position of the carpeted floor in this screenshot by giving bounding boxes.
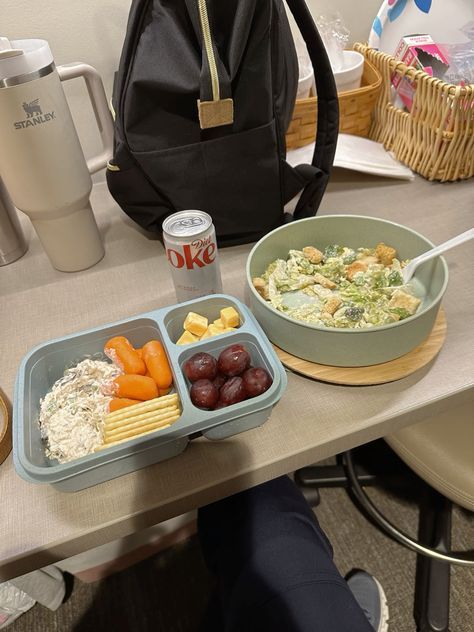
[9,445,474,632]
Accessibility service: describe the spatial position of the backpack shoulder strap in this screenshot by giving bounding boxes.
[285,0,339,220]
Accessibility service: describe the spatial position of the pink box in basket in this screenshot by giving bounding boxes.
[391,34,449,111]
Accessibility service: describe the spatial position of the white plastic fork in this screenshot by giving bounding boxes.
[402,228,474,284]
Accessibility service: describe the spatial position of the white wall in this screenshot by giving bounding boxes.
[1,0,132,174]
[1,0,380,171]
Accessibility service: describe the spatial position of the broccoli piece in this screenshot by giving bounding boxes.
[345,306,365,321]
[316,261,345,282]
[353,273,366,286]
[388,270,403,286]
[372,271,387,289]
[324,244,344,259]
[343,252,357,265]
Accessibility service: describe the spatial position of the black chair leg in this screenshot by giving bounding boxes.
[295,462,381,491]
[295,462,376,507]
[414,489,452,632]
[299,484,321,507]
[295,442,418,500]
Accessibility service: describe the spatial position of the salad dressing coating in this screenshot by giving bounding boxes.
[254,243,422,329]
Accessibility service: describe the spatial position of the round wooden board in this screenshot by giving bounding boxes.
[0,394,12,465]
[273,309,447,386]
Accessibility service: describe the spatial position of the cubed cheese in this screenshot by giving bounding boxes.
[183,311,208,336]
[176,330,199,345]
[220,306,240,328]
[213,318,225,329]
[200,324,224,339]
[209,323,226,336]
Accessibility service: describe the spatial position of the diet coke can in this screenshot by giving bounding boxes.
[162,210,223,303]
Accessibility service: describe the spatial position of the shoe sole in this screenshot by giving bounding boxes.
[372,575,390,632]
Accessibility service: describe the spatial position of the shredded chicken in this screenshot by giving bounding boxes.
[38,358,121,463]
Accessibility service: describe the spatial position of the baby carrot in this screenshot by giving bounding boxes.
[104,336,146,375]
[112,374,159,401]
[108,397,142,413]
[142,340,173,390]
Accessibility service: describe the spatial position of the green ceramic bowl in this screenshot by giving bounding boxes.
[246,215,449,367]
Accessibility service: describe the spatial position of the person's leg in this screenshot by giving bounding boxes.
[198,475,375,632]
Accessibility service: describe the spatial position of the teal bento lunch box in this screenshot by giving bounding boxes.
[13,295,287,492]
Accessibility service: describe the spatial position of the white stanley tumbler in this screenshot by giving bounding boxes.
[0,37,113,271]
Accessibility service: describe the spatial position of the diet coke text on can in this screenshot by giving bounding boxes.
[162,210,223,303]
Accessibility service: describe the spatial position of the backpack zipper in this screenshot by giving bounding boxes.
[197,0,220,101]
[196,0,233,129]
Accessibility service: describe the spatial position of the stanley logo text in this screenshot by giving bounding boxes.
[14,99,55,129]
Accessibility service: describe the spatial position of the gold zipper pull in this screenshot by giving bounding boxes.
[196,0,233,129]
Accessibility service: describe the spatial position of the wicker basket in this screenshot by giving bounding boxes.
[355,43,474,182]
[286,57,382,150]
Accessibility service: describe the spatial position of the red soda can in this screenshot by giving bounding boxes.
[162,210,223,302]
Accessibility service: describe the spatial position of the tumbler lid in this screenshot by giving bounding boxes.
[0,38,54,82]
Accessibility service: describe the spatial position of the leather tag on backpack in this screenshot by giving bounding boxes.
[197,98,234,129]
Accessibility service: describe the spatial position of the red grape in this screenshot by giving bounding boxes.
[218,376,247,405]
[213,373,227,391]
[183,352,217,382]
[190,379,219,409]
[242,367,272,397]
[221,344,245,357]
[217,345,251,377]
[213,400,228,409]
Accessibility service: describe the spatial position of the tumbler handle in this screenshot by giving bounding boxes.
[57,62,114,174]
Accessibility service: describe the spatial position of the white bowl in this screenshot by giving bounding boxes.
[297,57,314,99]
[334,50,364,93]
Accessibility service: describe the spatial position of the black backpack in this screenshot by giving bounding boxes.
[107,0,338,246]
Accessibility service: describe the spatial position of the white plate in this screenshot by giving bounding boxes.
[286,135,414,181]
[368,0,474,54]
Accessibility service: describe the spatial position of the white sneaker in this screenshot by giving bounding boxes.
[346,570,389,632]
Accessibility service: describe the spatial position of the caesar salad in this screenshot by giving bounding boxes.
[252,242,422,329]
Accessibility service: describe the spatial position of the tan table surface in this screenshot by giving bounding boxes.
[1,171,473,581]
